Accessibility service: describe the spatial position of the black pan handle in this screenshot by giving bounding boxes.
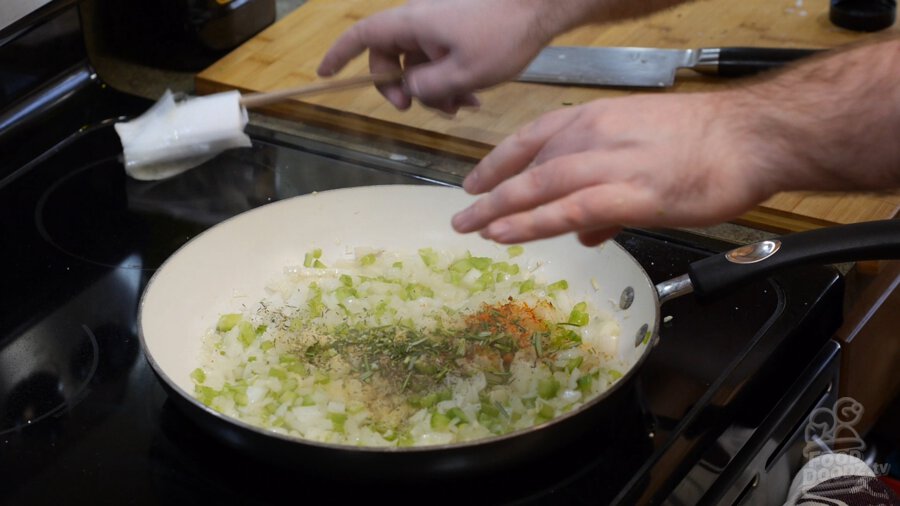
[687,220,900,299]
[696,47,823,77]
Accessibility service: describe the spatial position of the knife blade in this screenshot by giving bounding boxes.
[517,46,822,88]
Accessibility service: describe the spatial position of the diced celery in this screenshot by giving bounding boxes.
[538,402,555,419]
[607,369,624,381]
[568,302,590,326]
[303,252,315,268]
[340,274,354,287]
[469,257,492,270]
[268,367,288,380]
[314,371,330,384]
[195,385,219,406]
[565,356,584,373]
[238,321,256,347]
[538,377,560,399]
[392,261,403,269]
[279,390,297,404]
[313,259,327,269]
[480,401,500,417]
[418,248,439,268]
[548,280,569,291]
[307,283,325,316]
[216,313,242,332]
[449,258,473,275]
[416,392,438,408]
[335,286,358,301]
[576,374,593,394]
[287,363,307,376]
[447,407,468,423]
[397,433,415,447]
[359,254,377,266]
[491,261,519,275]
[518,279,535,294]
[328,412,348,433]
[430,412,451,430]
[507,245,524,258]
[472,271,494,292]
[404,283,434,300]
[190,367,206,384]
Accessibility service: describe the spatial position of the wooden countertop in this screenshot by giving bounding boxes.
[197,0,900,233]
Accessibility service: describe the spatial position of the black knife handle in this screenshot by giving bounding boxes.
[701,47,823,77]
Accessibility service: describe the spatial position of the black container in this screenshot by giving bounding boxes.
[830,0,897,31]
[93,0,276,71]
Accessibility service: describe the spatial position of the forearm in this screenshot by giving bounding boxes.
[734,36,900,194]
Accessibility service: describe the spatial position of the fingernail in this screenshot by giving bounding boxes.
[485,221,512,241]
[451,209,474,232]
[402,77,416,97]
[462,171,479,193]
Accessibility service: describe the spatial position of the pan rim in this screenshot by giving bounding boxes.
[137,185,661,455]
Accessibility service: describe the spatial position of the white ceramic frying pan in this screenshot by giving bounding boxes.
[138,184,900,479]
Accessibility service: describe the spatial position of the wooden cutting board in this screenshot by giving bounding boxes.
[196,0,900,233]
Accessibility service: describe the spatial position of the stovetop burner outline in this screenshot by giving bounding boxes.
[0,324,99,435]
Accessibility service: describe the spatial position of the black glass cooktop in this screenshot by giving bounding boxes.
[0,101,842,504]
[0,3,846,504]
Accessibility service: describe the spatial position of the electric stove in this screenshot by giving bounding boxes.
[0,3,845,505]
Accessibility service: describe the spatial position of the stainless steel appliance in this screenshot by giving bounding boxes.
[0,2,845,504]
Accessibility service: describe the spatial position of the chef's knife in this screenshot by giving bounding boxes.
[517,46,822,88]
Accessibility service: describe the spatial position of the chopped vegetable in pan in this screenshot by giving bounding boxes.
[192,247,623,447]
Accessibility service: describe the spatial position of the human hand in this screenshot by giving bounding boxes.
[451,92,785,246]
[317,0,555,114]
